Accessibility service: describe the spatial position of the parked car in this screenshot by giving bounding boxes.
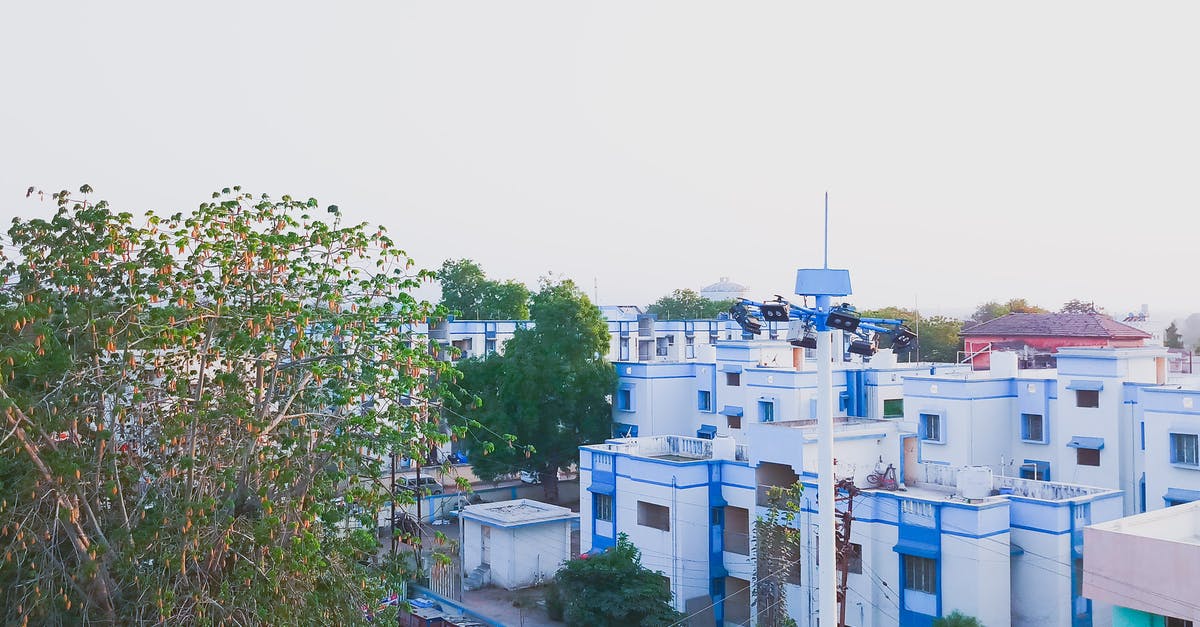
[440,493,484,521]
[395,476,444,495]
[519,470,541,485]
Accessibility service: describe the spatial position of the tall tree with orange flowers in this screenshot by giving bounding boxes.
[0,186,457,625]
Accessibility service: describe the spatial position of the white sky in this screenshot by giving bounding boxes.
[2,2,1197,321]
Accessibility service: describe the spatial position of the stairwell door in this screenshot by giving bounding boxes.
[480,525,491,567]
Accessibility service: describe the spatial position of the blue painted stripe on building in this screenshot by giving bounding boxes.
[904,393,1017,401]
[1009,523,1071,535]
[722,482,757,491]
[617,374,696,380]
[941,527,1010,540]
[615,473,708,489]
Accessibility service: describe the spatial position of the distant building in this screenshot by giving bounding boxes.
[962,313,1150,370]
[701,277,748,302]
[1084,500,1200,625]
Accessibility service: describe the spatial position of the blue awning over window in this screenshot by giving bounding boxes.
[588,479,615,495]
[1164,488,1200,505]
[719,364,743,373]
[893,538,940,559]
[720,405,743,417]
[697,424,718,439]
[614,423,638,438]
[1066,380,1104,391]
[1066,436,1105,450]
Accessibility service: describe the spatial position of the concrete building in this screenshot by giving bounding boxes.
[585,339,1130,626]
[1083,501,1200,625]
[459,499,576,591]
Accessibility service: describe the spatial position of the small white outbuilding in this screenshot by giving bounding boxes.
[460,499,577,590]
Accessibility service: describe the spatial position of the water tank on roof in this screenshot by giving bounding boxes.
[957,466,993,500]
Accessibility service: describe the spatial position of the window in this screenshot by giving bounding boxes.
[1076,447,1100,467]
[594,493,613,522]
[485,338,497,355]
[920,413,942,443]
[698,390,712,412]
[759,400,775,423]
[685,335,695,359]
[637,501,670,531]
[656,336,669,357]
[847,542,863,574]
[726,372,741,386]
[727,414,742,430]
[638,339,652,361]
[1020,460,1050,481]
[616,385,634,412]
[903,555,937,594]
[1166,618,1194,627]
[1076,390,1100,408]
[883,399,903,418]
[1021,413,1046,443]
[1171,433,1199,466]
[619,337,630,361]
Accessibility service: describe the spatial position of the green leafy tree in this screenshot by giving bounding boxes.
[552,534,683,627]
[933,610,984,626]
[436,258,529,320]
[860,308,962,363]
[1165,322,1183,349]
[969,299,1047,324]
[458,278,615,501]
[753,482,804,627]
[0,187,455,625]
[646,288,735,320]
[916,316,965,363]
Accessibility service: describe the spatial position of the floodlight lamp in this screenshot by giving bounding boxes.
[825,305,861,333]
[729,304,762,336]
[786,320,818,348]
[760,302,790,322]
[890,326,918,351]
[848,339,875,357]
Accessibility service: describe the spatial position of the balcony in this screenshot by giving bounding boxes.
[589,435,748,462]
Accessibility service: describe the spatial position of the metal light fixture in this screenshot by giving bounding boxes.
[848,338,875,357]
[825,305,861,333]
[760,302,790,322]
[890,326,918,351]
[787,320,818,349]
[729,304,762,335]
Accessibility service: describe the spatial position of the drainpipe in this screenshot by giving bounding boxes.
[672,475,680,611]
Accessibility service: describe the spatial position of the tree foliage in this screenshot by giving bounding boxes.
[1059,299,1102,315]
[860,308,962,363]
[933,610,984,626]
[646,289,735,320]
[552,534,683,627]
[458,278,614,501]
[969,299,1047,324]
[0,187,455,625]
[436,258,529,320]
[1165,322,1184,349]
[753,482,803,627]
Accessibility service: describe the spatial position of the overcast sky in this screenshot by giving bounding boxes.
[2,2,1197,321]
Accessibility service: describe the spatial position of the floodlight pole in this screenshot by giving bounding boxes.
[815,295,837,627]
[795,266,851,627]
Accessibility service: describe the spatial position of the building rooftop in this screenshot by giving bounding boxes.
[961,313,1150,340]
[1087,499,1200,546]
[460,499,577,527]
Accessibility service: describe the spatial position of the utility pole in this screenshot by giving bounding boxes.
[835,477,861,627]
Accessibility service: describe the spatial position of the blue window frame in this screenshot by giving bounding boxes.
[759,400,776,423]
[1020,459,1050,481]
[919,412,945,443]
[1021,413,1047,444]
[1170,432,1199,467]
[616,383,635,412]
[698,390,713,412]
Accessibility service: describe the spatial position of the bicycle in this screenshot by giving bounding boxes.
[865,459,899,491]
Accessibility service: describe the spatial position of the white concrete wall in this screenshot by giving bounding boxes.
[506,521,572,589]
